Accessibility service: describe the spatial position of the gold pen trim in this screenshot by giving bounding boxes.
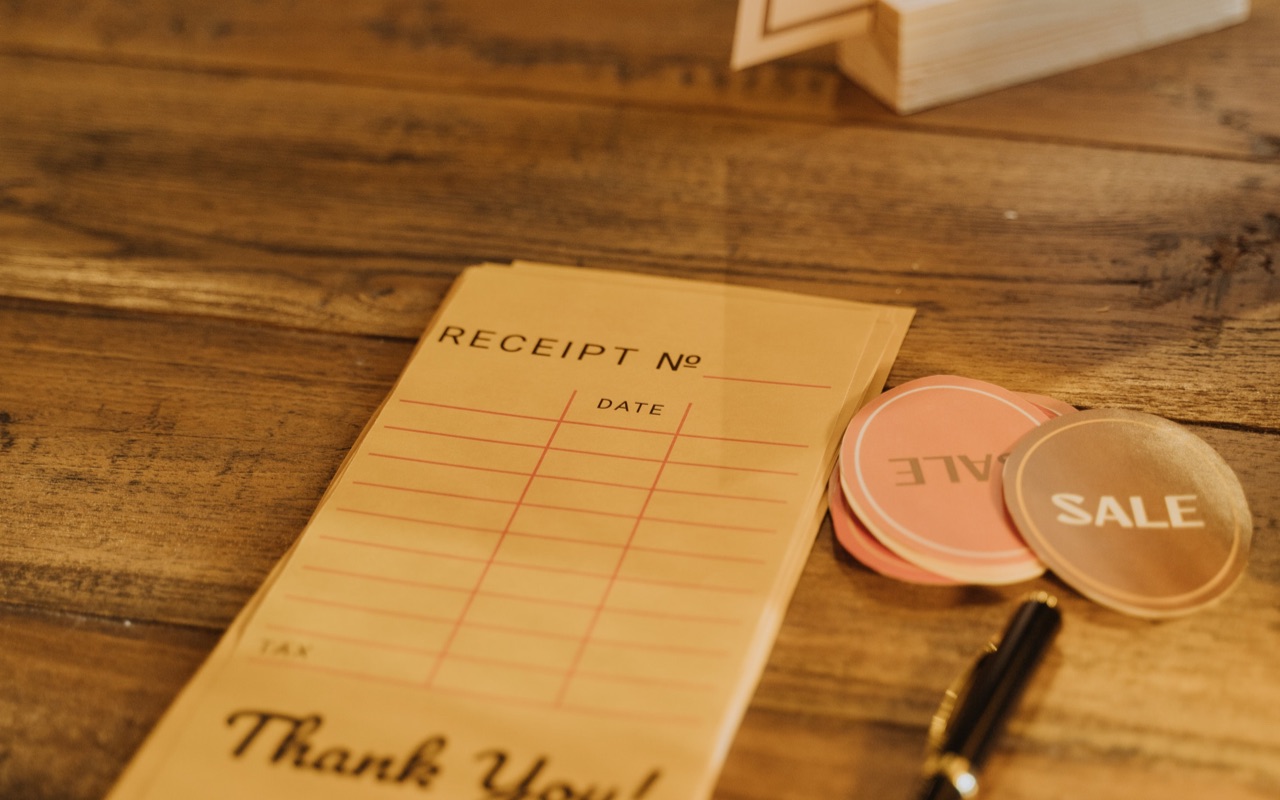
[921,595,1059,798]
[925,640,997,765]
[923,644,994,798]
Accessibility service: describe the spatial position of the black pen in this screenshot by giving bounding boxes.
[917,592,1062,800]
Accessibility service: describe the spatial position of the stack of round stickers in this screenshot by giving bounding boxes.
[830,375,1253,617]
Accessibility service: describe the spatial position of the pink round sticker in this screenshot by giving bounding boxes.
[1019,392,1077,419]
[839,375,1048,584]
[828,467,959,585]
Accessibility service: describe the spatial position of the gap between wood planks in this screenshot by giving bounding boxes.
[0,596,224,636]
[1,42,1276,166]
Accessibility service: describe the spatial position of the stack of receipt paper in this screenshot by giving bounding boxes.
[109,262,914,800]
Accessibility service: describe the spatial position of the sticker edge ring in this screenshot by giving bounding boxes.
[1009,414,1247,611]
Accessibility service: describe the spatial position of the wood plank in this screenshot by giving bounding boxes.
[3,421,1277,799]
[0,0,1276,158]
[2,4,1275,798]
[0,298,413,627]
[1,55,1277,428]
[0,605,217,800]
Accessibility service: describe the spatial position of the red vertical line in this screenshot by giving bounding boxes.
[423,391,578,687]
[553,403,693,706]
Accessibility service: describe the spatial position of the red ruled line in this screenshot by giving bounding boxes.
[589,638,727,657]
[398,399,552,423]
[458,621,729,656]
[384,425,545,449]
[537,473,787,504]
[424,391,578,687]
[318,534,490,563]
[397,397,804,448]
[352,480,514,505]
[445,653,569,676]
[294,560,747,616]
[368,452,529,477]
[492,560,758,594]
[508,531,766,564]
[335,508,503,536]
[366,458,783,501]
[616,575,758,595]
[317,534,761,592]
[643,516,776,533]
[561,418,683,436]
[286,594,456,624]
[383,429,662,465]
[555,403,692,705]
[603,605,741,625]
[477,590,741,625]
[463,621,585,643]
[519,501,637,519]
[267,609,733,661]
[549,445,804,470]
[380,426,800,474]
[530,473,646,491]
[434,619,729,656]
[301,564,472,592]
[474,589,601,610]
[286,578,737,627]
[667,459,799,476]
[523,501,779,531]
[678,432,807,448]
[261,636,713,691]
[442,656,715,690]
[504,529,623,549]
[702,374,832,389]
[286,585,739,649]
[385,425,666,456]
[651,485,787,504]
[343,494,775,532]
[629,545,765,564]
[490,560,612,581]
[248,659,706,725]
[547,445,666,464]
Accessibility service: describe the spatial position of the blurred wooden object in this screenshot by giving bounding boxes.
[0,1,1278,799]
[838,0,1252,112]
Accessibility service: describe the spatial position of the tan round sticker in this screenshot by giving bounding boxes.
[1003,408,1252,618]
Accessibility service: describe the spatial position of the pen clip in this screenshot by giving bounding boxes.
[926,640,997,757]
[922,640,998,798]
[921,593,1060,799]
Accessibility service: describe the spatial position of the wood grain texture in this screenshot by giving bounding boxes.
[2,55,1277,428]
[0,295,1276,799]
[0,1,1278,799]
[0,0,1277,158]
[0,300,413,626]
[3,422,1276,800]
[0,606,217,800]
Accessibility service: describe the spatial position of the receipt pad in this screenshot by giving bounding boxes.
[108,262,913,800]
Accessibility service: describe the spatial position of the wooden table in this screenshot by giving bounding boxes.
[2,3,1277,799]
